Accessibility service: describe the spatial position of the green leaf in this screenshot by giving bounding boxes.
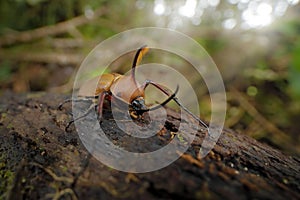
[0,61,12,82]
[288,40,300,98]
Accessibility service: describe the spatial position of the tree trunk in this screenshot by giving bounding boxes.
[0,92,299,200]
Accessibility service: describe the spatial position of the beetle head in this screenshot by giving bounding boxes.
[131,96,148,114]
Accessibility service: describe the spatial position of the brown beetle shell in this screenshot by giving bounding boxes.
[110,75,145,104]
[94,73,121,95]
[78,72,144,105]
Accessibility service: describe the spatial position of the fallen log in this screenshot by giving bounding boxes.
[0,92,299,199]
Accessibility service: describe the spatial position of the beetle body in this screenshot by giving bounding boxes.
[59,45,208,131]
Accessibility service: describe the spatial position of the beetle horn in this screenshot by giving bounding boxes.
[131,45,149,83]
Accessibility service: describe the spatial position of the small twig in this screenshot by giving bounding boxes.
[52,188,78,200]
[0,51,84,65]
[225,105,245,128]
[30,162,73,184]
[0,7,106,46]
[228,87,290,143]
[244,119,264,138]
[48,38,84,49]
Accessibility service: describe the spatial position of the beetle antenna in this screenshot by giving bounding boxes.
[131,45,149,83]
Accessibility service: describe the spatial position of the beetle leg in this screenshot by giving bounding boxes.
[172,97,208,129]
[142,80,209,129]
[58,99,72,110]
[58,96,98,110]
[97,91,109,121]
[142,80,171,95]
[65,103,97,132]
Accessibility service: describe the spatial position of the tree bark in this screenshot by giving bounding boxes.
[0,92,299,200]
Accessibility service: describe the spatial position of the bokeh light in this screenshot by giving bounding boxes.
[137,0,299,30]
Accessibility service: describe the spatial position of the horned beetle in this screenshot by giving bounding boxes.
[59,45,208,131]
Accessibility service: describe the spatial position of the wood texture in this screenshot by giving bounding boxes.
[0,93,299,200]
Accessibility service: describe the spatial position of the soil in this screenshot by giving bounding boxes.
[0,92,299,200]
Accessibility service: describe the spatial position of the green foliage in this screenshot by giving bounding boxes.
[0,61,12,82]
[277,20,300,100]
[244,61,279,81]
[289,39,300,99]
[197,38,227,54]
[79,24,116,39]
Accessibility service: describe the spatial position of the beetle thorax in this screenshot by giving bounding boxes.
[110,75,144,104]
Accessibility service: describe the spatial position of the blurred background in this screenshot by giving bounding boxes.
[0,0,299,156]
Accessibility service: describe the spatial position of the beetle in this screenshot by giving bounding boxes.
[59,45,208,131]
